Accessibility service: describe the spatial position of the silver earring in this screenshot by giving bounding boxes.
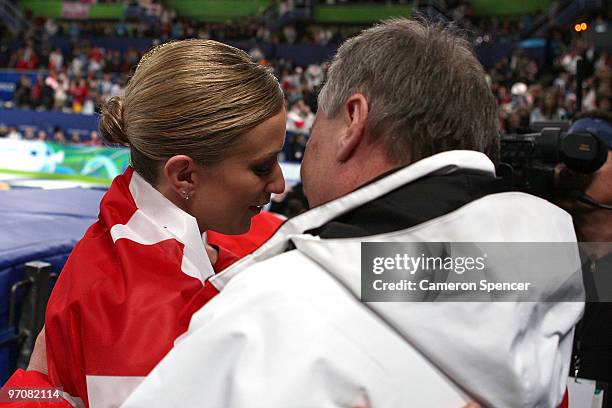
[182,190,190,200]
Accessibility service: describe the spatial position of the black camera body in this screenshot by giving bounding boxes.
[498,122,608,201]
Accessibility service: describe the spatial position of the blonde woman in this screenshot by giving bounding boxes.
[4,39,286,408]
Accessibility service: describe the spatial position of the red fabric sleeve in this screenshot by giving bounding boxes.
[0,369,71,407]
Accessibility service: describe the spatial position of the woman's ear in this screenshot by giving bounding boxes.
[337,93,369,163]
[163,155,197,199]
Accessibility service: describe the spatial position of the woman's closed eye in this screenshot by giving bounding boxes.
[251,163,274,177]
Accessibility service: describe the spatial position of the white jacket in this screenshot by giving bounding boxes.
[123,151,584,408]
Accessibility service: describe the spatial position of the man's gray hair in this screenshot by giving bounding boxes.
[318,18,499,164]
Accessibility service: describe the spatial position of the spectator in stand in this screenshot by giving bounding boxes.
[30,75,45,109]
[69,131,81,144]
[489,57,512,85]
[583,79,600,111]
[114,20,128,37]
[70,78,89,113]
[530,90,567,123]
[68,22,80,39]
[106,49,123,72]
[36,129,48,141]
[282,66,304,103]
[109,76,125,98]
[596,67,611,94]
[99,72,114,97]
[53,127,66,144]
[48,48,64,70]
[526,84,544,110]
[286,99,314,135]
[496,85,512,106]
[596,92,611,112]
[44,18,59,37]
[14,75,32,108]
[23,128,35,141]
[509,82,530,110]
[36,75,54,111]
[85,130,102,146]
[82,97,96,115]
[124,47,141,70]
[502,109,530,134]
[14,41,39,70]
[248,45,265,63]
[560,48,581,76]
[70,49,87,77]
[86,72,99,95]
[305,62,325,90]
[88,46,105,74]
[53,76,69,111]
[44,70,59,92]
[6,127,22,140]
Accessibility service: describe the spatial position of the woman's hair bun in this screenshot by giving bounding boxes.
[99,96,129,146]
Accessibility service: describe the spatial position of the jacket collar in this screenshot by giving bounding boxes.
[112,169,215,283]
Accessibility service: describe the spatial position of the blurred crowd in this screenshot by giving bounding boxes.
[491,39,610,134]
[0,1,610,150]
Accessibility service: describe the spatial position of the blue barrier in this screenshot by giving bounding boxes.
[0,108,99,139]
[474,38,547,70]
[51,36,155,54]
[273,43,337,66]
[0,187,105,383]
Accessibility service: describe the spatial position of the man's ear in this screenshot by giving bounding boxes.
[337,93,369,163]
[163,155,197,198]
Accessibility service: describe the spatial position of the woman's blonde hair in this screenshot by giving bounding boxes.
[99,39,284,184]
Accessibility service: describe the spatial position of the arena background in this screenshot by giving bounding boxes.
[0,0,610,389]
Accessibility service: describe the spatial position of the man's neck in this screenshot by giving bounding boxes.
[339,144,405,200]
